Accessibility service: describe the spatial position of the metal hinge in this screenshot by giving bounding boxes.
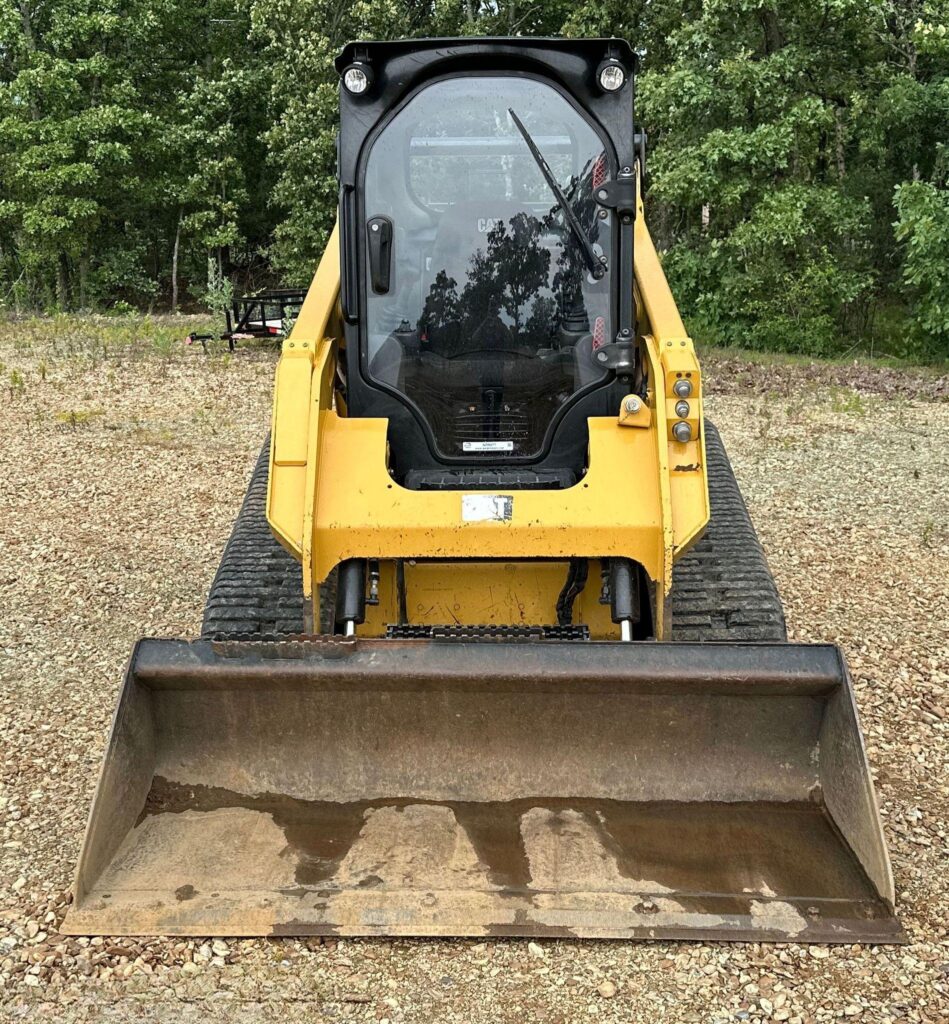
[594,171,637,221]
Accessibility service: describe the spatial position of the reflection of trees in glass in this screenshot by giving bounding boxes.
[418,270,460,340]
[420,212,564,349]
[525,295,558,340]
[417,152,607,352]
[469,213,550,336]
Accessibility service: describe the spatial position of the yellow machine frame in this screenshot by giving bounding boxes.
[267,193,708,639]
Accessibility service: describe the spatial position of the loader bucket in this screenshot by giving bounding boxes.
[65,638,902,941]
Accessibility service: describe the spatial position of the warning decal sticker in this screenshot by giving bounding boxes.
[461,494,514,522]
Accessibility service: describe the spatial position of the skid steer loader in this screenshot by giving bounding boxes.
[65,37,902,942]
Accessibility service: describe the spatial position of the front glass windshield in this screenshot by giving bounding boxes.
[363,76,612,460]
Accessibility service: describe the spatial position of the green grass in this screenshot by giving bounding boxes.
[53,408,106,429]
[0,312,220,360]
[828,388,870,417]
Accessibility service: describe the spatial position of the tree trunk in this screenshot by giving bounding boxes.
[17,1,36,50]
[834,107,846,180]
[760,9,785,55]
[79,248,90,308]
[56,255,69,310]
[507,2,518,34]
[17,2,41,121]
[171,208,183,313]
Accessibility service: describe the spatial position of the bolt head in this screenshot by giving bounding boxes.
[672,420,693,443]
[675,400,690,418]
[673,379,693,398]
[624,396,641,414]
[596,351,608,363]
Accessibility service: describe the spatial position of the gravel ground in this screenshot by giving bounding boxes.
[0,333,946,1022]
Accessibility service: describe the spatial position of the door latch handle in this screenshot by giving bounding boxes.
[367,216,393,294]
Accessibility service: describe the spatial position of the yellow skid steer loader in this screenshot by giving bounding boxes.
[65,37,902,942]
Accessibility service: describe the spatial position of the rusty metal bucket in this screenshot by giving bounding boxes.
[64,638,902,941]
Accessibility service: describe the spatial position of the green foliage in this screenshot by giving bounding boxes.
[0,0,947,360]
[895,176,949,352]
[0,311,215,361]
[637,0,949,359]
[0,0,270,310]
[201,256,234,317]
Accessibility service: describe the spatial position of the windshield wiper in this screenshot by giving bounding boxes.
[508,107,605,280]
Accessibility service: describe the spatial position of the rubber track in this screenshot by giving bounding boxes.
[201,441,308,638]
[670,421,787,641]
[203,424,786,642]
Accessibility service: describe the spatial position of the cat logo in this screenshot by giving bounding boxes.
[477,217,503,233]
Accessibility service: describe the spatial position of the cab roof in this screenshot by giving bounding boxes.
[335,37,637,74]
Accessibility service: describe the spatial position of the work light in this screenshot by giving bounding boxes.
[343,64,371,94]
[597,62,626,92]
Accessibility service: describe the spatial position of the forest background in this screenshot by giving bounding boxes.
[2,0,946,359]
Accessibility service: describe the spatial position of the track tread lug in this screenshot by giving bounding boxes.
[671,421,787,642]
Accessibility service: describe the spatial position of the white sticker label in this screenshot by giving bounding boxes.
[462,440,514,452]
[462,494,513,522]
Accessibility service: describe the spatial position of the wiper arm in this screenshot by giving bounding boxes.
[508,107,605,280]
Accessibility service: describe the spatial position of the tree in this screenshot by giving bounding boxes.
[895,174,949,352]
[0,0,944,359]
[0,0,162,306]
[0,0,274,310]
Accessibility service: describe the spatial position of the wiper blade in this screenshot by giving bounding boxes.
[508,107,605,280]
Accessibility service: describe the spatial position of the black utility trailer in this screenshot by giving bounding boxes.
[187,288,306,352]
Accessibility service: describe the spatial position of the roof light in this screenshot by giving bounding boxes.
[598,62,626,92]
[343,64,371,95]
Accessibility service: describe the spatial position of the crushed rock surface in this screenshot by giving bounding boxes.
[0,336,946,1022]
